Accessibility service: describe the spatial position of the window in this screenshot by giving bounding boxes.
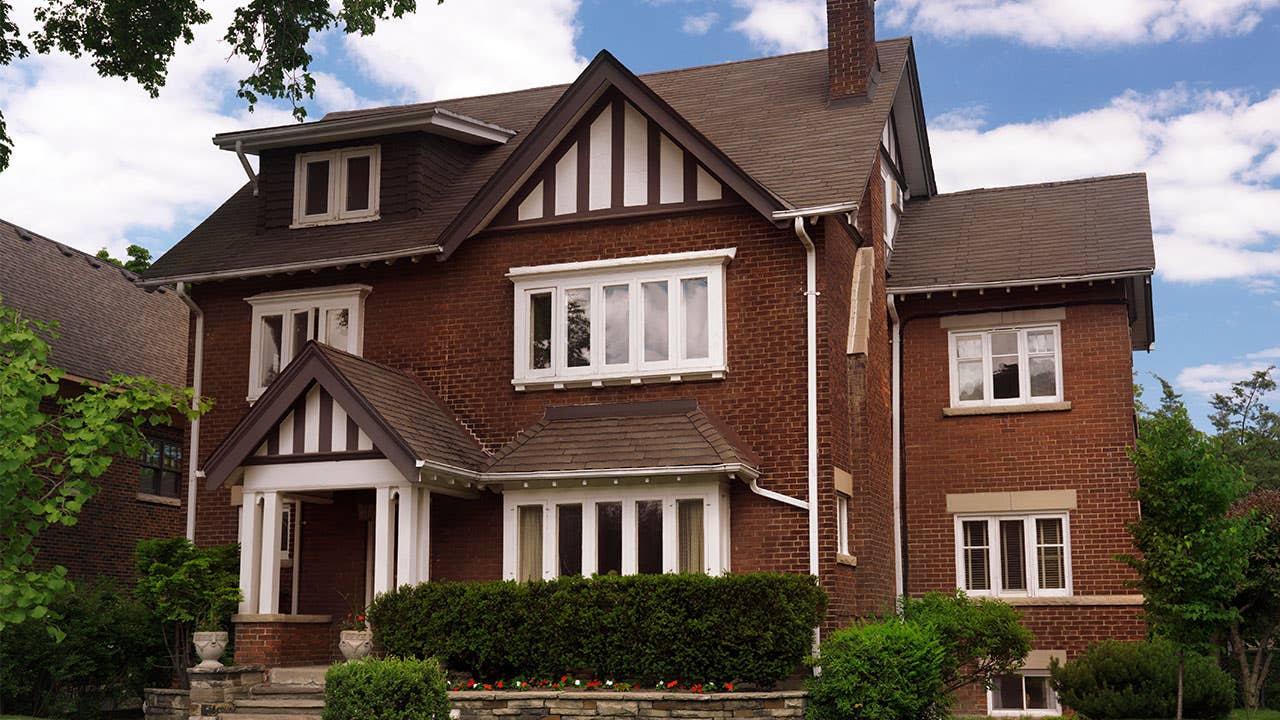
[140,436,182,498]
[293,146,380,226]
[245,285,370,399]
[989,672,1059,716]
[836,494,850,556]
[948,324,1062,407]
[955,514,1070,598]
[504,484,728,579]
[882,166,903,249]
[510,250,731,389]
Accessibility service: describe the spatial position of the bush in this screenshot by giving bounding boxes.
[323,657,450,720]
[1050,638,1234,719]
[368,573,827,686]
[806,620,948,720]
[900,591,1033,695]
[0,582,168,718]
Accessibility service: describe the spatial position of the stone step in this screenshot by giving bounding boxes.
[232,697,325,714]
[266,665,329,687]
[250,684,327,697]
[220,714,321,720]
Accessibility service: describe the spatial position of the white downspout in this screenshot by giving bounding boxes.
[887,293,904,598]
[792,218,820,583]
[177,282,204,541]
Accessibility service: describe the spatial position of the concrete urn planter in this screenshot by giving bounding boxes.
[339,630,374,661]
[192,631,228,669]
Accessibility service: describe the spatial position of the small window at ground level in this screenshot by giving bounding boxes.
[990,673,1059,715]
[140,436,182,498]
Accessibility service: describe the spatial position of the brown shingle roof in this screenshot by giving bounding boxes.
[887,173,1156,292]
[0,219,188,385]
[486,399,760,475]
[144,40,912,282]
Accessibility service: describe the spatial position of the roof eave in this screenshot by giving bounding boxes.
[212,107,516,154]
[138,244,444,288]
[886,268,1155,296]
[478,462,761,487]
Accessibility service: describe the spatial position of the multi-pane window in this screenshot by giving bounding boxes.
[956,514,1070,597]
[989,673,1059,715]
[511,252,729,388]
[139,436,182,498]
[246,285,369,399]
[949,325,1062,407]
[505,486,727,580]
[293,146,380,226]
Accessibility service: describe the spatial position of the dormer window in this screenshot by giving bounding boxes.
[292,147,380,227]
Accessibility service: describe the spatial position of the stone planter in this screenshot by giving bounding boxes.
[339,629,374,660]
[192,630,229,669]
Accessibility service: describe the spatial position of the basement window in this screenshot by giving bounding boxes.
[292,146,380,226]
[245,284,370,400]
[989,672,1060,716]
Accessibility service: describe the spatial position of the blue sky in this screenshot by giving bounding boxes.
[0,0,1277,425]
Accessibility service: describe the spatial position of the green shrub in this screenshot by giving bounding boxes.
[323,657,450,720]
[368,573,827,686]
[806,619,948,720]
[1050,638,1234,719]
[0,581,168,718]
[900,590,1033,696]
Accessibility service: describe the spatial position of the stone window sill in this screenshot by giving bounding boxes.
[943,401,1071,417]
[136,492,182,507]
[837,553,858,567]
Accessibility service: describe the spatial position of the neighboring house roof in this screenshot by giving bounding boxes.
[0,218,188,386]
[203,341,486,488]
[486,399,761,476]
[887,173,1156,292]
[142,40,915,283]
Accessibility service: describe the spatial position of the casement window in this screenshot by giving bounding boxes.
[989,672,1060,716]
[882,166,903,249]
[948,324,1063,407]
[836,494,850,556]
[955,514,1071,598]
[293,146,380,226]
[139,435,182,498]
[245,285,371,400]
[504,484,730,580]
[509,250,731,390]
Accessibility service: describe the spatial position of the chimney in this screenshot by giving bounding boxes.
[827,0,879,102]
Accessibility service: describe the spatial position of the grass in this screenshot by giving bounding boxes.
[1230,711,1280,720]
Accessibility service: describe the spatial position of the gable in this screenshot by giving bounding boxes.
[490,92,729,228]
[247,383,379,460]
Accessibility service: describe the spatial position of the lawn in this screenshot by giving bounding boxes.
[1230,712,1280,720]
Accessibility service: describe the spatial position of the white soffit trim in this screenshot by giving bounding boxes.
[480,462,760,485]
[136,245,443,288]
[507,247,737,280]
[772,201,859,220]
[889,269,1154,295]
[213,107,516,153]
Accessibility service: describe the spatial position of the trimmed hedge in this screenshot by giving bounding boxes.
[368,573,827,685]
[1050,638,1234,719]
[324,657,450,720]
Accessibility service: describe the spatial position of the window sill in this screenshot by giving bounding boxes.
[836,553,858,567]
[137,492,182,507]
[290,214,380,230]
[943,401,1071,417]
[1000,594,1143,607]
[514,368,727,392]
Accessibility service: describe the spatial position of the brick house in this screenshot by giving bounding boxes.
[140,0,1155,714]
[0,219,190,583]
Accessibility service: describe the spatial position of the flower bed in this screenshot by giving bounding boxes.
[447,675,736,693]
[447,689,808,720]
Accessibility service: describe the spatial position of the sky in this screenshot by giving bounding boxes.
[0,0,1277,425]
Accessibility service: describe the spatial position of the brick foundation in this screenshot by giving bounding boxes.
[449,691,807,720]
[233,616,337,666]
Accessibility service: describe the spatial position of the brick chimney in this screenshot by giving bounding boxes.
[827,0,879,102]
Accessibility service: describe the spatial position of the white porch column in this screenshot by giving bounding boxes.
[257,491,283,614]
[396,487,418,587]
[238,491,261,614]
[416,490,432,582]
[372,486,394,597]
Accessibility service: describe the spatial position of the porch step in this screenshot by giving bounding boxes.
[250,684,326,696]
[221,715,321,720]
[235,697,325,710]
[266,665,328,687]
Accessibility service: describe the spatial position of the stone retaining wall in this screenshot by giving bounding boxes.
[449,690,807,720]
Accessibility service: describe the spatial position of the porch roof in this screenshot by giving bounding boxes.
[485,399,761,478]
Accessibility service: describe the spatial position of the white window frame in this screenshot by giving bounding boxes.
[947,323,1064,408]
[953,512,1072,599]
[292,146,381,227]
[501,482,730,580]
[987,670,1061,716]
[836,494,850,556]
[245,284,371,400]
[881,166,902,249]
[509,249,732,390]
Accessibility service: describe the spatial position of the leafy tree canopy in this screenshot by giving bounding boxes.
[1210,366,1279,490]
[0,0,442,171]
[95,244,152,274]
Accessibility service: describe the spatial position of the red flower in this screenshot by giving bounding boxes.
[666,680,679,689]
[496,681,504,689]
[724,683,734,692]
[467,679,476,688]
[484,684,493,690]
[357,615,365,621]
[560,675,568,683]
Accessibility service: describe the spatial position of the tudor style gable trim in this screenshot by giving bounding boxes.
[435,50,785,259]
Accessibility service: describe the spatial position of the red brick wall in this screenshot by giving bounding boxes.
[234,620,339,666]
[826,0,877,100]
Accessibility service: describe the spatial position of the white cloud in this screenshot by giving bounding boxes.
[1178,357,1278,396]
[342,0,586,103]
[732,0,826,53]
[928,87,1280,283]
[1246,348,1280,360]
[881,0,1280,47]
[682,12,720,35]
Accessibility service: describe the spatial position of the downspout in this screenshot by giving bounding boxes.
[177,282,204,541]
[887,293,904,598]
[792,218,820,584]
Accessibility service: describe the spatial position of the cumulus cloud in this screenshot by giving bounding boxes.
[732,0,826,53]
[682,12,720,35]
[1177,355,1279,396]
[928,87,1280,283]
[881,0,1280,47]
[1246,348,1280,360]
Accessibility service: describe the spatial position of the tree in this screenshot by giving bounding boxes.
[0,0,442,171]
[1121,379,1254,720]
[0,297,208,637]
[95,244,153,274]
[1228,489,1280,710]
[899,590,1034,697]
[1211,367,1280,490]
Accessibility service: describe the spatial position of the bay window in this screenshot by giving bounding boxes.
[245,285,370,400]
[293,146,380,226]
[955,513,1070,598]
[509,250,731,389]
[948,324,1062,408]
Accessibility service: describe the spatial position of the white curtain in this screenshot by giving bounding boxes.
[518,506,543,582]
[678,500,704,574]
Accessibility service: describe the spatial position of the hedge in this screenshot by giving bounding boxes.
[806,620,948,720]
[368,573,827,686]
[1050,638,1234,719]
[324,657,450,720]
